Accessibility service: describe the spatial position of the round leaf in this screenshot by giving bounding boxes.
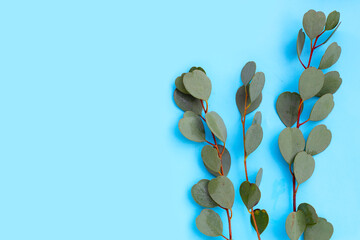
[236,85,262,117]
[241,61,256,85]
[205,111,227,142]
[250,209,269,235]
[297,29,305,58]
[196,209,223,237]
[316,71,342,97]
[319,42,341,70]
[189,66,206,74]
[304,218,333,240]
[276,92,303,127]
[306,125,332,155]
[298,203,319,225]
[309,93,334,121]
[255,168,263,187]
[183,70,212,100]
[208,176,235,209]
[252,111,262,125]
[175,73,189,94]
[294,151,315,184]
[174,89,203,115]
[278,128,305,165]
[178,112,205,142]
[204,145,231,177]
[191,179,218,208]
[245,123,263,155]
[286,211,306,240]
[299,67,325,101]
[201,145,221,174]
[249,72,265,102]
[325,11,340,30]
[303,10,326,40]
[240,181,261,209]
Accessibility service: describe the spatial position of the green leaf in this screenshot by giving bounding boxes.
[205,111,227,142]
[325,11,340,30]
[286,211,307,240]
[304,218,333,240]
[319,42,341,70]
[183,111,197,118]
[249,72,265,102]
[303,10,326,40]
[250,209,269,234]
[241,61,256,85]
[278,128,305,165]
[276,92,303,127]
[175,73,189,94]
[306,125,332,155]
[178,112,205,142]
[201,145,221,174]
[189,66,206,74]
[255,168,263,187]
[174,89,203,115]
[196,209,223,237]
[316,71,342,97]
[245,123,263,155]
[297,29,305,58]
[236,85,262,117]
[204,145,231,177]
[191,180,218,208]
[322,22,341,45]
[294,151,315,184]
[299,67,325,101]
[208,176,235,209]
[240,181,261,209]
[309,94,334,121]
[252,111,262,125]
[298,203,319,225]
[183,70,212,100]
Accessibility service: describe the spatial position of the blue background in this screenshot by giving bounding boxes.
[0,0,359,239]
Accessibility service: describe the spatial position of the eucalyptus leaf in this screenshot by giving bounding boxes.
[298,203,319,225]
[252,111,262,125]
[303,10,326,40]
[294,151,315,184]
[183,111,197,118]
[297,29,305,58]
[205,145,231,177]
[201,145,221,174]
[241,61,256,85]
[316,71,342,97]
[240,181,261,209]
[322,22,341,45]
[250,209,269,234]
[304,218,333,240]
[174,89,203,115]
[309,94,334,121]
[306,125,332,155]
[278,128,305,165]
[175,73,189,94]
[191,179,218,208]
[245,123,263,155]
[325,11,340,30]
[255,168,263,187]
[319,42,341,70]
[299,67,325,100]
[178,113,205,142]
[249,72,265,102]
[208,176,235,209]
[276,92,303,127]
[285,211,307,240]
[196,209,223,237]
[236,85,262,117]
[183,70,212,100]
[190,66,206,74]
[205,111,227,142]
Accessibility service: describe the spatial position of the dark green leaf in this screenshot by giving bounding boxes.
[250,209,269,234]
[276,92,303,127]
[255,168,263,187]
[316,71,342,97]
[196,209,223,237]
[236,85,262,117]
[205,111,227,142]
[178,112,205,142]
[322,22,341,45]
[249,72,265,102]
[298,203,319,225]
[252,111,262,125]
[319,42,341,70]
[286,211,306,240]
[190,66,206,74]
[309,94,334,121]
[304,218,333,240]
[208,176,235,209]
[205,145,231,177]
[303,10,326,40]
[183,70,212,100]
[297,29,305,58]
[240,181,261,209]
[278,128,305,165]
[191,179,218,208]
[174,89,203,115]
[294,151,315,184]
[241,61,256,85]
[299,67,325,100]
[201,145,221,174]
[245,123,263,155]
[175,73,189,94]
[306,125,332,155]
[325,11,340,30]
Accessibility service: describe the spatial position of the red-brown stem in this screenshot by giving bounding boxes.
[226,209,233,240]
[307,30,325,68]
[289,165,297,212]
[250,210,261,239]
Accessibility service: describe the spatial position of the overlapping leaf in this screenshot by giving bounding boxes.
[205,111,227,142]
[183,70,212,100]
[249,72,265,102]
[278,128,305,165]
[204,145,231,177]
[316,71,342,97]
[191,179,218,208]
[294,151,315,184]
[201,145,221,174]
[236,85,262,117]
[208,176,235,209]
[241,61,256,85]
[298,203,318,225]
[174,89,203,115]
[286,211,306,240]
[304,218,333,240]
[299,67,325,100]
